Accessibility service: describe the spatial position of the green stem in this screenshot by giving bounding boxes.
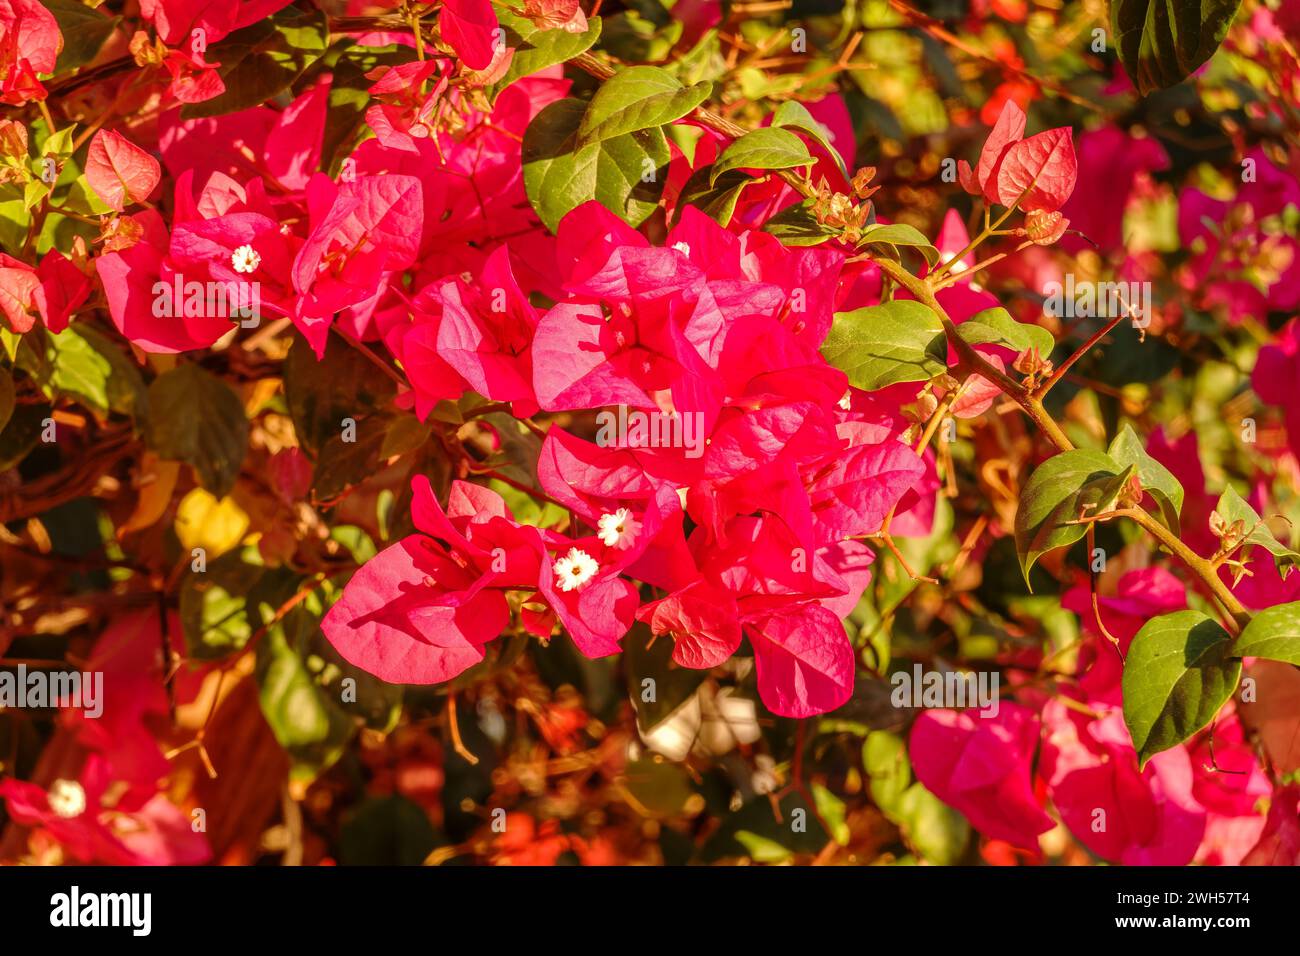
[932,203,1018,281]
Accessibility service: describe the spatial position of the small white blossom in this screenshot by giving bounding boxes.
[48,779,86,818]
[597,508,640,550]
[553,547,598,592]
[231,244,261,274]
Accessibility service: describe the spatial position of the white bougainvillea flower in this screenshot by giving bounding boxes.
[47,779,86,818]
[597,508,640,550]
[230,244,261,274]
[553,547,598,592]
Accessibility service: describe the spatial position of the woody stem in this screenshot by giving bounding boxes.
[874,256,1074,452]
[1114,508,1249,634]
[1033,312,1127,400]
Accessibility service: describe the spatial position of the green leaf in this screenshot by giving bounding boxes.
[379,412,431,460]
[23,179,49,211]
[18,325,146,418]
[733,829,795,863]
[145,363,249,498]
[895,782,970,865]
[1228,602,1300,665]
[702,792,827,862]
[1213,485,1300,577]
[179,549,267,660]
[857,222,940,267]
[1013,449,1129,583]
[811,783,850,846]
[256,602,353,776]
[576,65,711,143]
[180,8,329,119]
[523,97,669,230]
[820,300,947,390]
[601,5,682,63]
[771,100,848,175]
[0,198,29,254]
[863,730,911,816]
[955,307,1055,358]
[1122,610,1241,768]
[1,326,20,362]
[284,336,396,455]
[487,7,602,103]
[43,0,120,74]
[710,127,812,185]
[675,165,751,227]
[624,756,694,816]
[1112,0,1243,94]
[340,796,439,866]
[485,477,564,528]
[1108,424,1184,535]
[763,199,840,246]
[40,125,76,160]
[864,731,969,864]
[312,415,391,500]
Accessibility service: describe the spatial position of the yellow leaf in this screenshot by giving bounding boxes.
[174,488,250,557]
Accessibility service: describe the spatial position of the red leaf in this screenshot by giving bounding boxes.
[993,126,1077,212]
[0,252,38,333]
[975,99,1025,202]
[957,100,1024,200]
[748,605,854,717]
[440,0,498,71]
[85,130,162,212]
[0,0,63,75]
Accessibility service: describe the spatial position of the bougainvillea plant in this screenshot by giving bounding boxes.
[1,0,1298,868]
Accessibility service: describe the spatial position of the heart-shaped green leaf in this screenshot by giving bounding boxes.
[1014,449,1129,583]
[711,127,813,185]
[523,97,670,230]
[1122,610,1240,768]
[1108,424,1184,535]
[820,300,947,389]
[955,307,1055,358]
[771,100,848,175]
[858,223,941,268]
[1111,0,1244,95]
[576,65,711,143]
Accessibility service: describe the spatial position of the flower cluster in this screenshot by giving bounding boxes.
[323,195,932,717]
